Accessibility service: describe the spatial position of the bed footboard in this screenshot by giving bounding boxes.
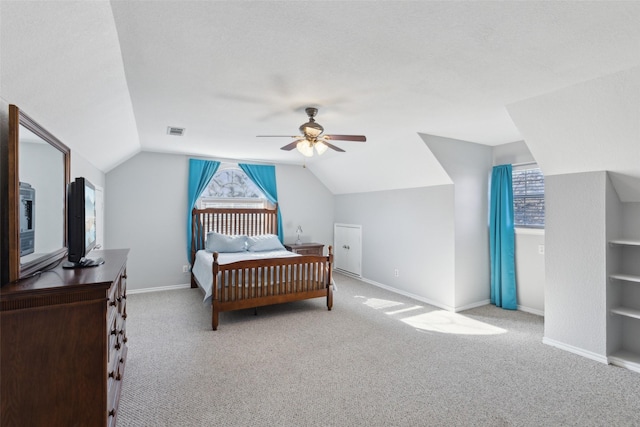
[211,247,333,330]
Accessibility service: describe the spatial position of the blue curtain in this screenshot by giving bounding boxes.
[239,163,283,242]
[186,159,220,261]
[489,164,517,310]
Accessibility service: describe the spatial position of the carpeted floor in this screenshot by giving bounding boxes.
[117,273,640,426]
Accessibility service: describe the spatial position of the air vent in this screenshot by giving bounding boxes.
[167,126,185,136]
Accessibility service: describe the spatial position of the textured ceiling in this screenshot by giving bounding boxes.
[2,1,640,193]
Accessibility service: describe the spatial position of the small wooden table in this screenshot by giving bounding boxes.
[284,242,324,256]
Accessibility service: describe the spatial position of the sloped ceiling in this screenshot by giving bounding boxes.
[507,67,640,202]
[2,1,640,194]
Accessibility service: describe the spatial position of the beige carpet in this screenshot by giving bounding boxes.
[117,273,640,426]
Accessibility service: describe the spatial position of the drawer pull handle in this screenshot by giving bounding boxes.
[109,300,116,307]
[108,409,115,417]
[110,329,117,335]
[108,371,114,378]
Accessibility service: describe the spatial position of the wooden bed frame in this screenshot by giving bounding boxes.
[191,206,333,330]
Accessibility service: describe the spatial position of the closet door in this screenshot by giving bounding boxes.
[334,224,362,277]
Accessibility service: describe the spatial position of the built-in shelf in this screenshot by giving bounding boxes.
[609,239,640,246]
[608,350,640,374]
[609,273,640,283]
[610,306,640,320]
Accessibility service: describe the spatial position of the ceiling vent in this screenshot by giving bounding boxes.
[167,126,185,136]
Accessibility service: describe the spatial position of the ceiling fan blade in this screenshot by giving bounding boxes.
[324,134,367,142]
[257,135,298,138]
[280,140,303,151]
[322,141,346,152]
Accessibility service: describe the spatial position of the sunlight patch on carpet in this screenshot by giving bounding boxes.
[355,296,404,310]
[401,310,507,335]
[355,296,507,335]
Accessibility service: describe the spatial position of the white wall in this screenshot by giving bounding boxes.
[621,202,640,240]
[276,164,334,251]
[514,229,545,315]
[71,150,105,189]
[334,185,456,310]
[544,171,609,361]
[105,152,334,291]
[106,152,188,290]
[421,134,493,310]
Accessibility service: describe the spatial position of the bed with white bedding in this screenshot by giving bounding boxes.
[192,248,299,304]
[191,207,333,330]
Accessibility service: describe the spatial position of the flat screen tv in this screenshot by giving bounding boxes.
[63,177,104,269]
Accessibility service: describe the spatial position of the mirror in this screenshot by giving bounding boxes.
[7,105,70,281]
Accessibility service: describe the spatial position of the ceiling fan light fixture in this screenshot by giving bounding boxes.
[315,141,328,155]
[257,107,365,155]
[296,140,314,157]
[299,120,324,138]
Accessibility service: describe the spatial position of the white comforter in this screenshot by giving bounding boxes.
[193,249,299,304]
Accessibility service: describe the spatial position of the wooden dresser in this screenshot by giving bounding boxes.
[284,242,324,256]
[0,249,129,427]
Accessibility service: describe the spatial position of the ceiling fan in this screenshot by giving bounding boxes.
[257,107,366,157]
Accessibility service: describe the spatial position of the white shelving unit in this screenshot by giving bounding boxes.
[608,239,640,373]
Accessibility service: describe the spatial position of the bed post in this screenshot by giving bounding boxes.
[212,251,220,330]
[212,306,219,331]
[327,245,333,311]
[190,208,199,288]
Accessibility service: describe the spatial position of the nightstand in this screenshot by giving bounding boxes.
[284,242,324,256]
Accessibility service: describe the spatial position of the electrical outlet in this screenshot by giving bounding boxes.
[394,268,399,277]
[538,245,545,255]
[182,264,191,273]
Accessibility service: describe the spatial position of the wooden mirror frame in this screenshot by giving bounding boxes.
[6,105,70,282]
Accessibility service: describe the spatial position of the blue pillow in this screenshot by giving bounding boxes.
[247,234,285,252]
[205,232,247,253]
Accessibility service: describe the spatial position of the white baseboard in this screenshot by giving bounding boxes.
[542,337,609,365]
[333,269,362,279]
[127,283,192,295]
[517,305,544,317]
[359,277,487,312]
[359,277,540,316]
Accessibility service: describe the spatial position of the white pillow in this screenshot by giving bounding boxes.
[247,234,285,252]
[205,232,247,253]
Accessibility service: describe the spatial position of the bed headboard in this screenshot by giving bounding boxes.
[191,206,278,261]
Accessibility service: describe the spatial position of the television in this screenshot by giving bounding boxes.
[62,177,104,269]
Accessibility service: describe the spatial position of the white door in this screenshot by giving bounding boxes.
[334,224,362,277]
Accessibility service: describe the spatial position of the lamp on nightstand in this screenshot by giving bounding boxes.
[295,225,303,245]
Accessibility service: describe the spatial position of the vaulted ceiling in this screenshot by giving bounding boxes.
[2,1,639,194]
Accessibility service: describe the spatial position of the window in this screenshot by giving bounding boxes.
[512,167,545,228]
[197,164,271,209]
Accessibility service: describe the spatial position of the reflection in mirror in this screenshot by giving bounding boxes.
[18,125,66,265]
[5,104,70,282]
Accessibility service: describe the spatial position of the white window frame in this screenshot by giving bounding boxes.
[512,166,545,229]
[197,163,271,209]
